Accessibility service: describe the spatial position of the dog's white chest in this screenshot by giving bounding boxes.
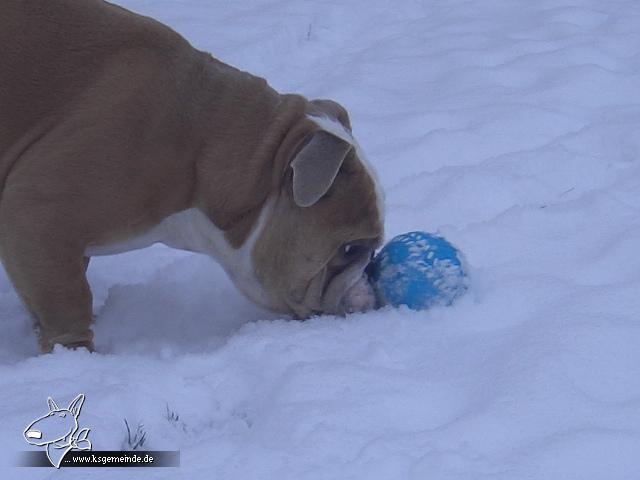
[85,204,274,308]
[85,209,220,257]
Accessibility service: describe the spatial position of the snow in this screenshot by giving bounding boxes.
[2,0,640,478]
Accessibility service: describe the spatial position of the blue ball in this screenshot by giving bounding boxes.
[367,231,468,310]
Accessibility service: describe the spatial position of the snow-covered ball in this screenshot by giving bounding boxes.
[366,231,468,310]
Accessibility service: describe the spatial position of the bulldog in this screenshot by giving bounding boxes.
[0,0,384,353]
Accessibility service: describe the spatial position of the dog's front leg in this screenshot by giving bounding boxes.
[0,198,94,353]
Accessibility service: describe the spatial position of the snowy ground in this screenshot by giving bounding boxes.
[2,0,640,478]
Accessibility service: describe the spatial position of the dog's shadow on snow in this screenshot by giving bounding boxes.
[90,249,280,356]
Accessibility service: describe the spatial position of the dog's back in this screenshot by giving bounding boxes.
[0,0,192,187]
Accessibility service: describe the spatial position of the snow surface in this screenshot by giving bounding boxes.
[2,0,640,478]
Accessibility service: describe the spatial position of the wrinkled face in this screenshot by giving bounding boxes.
[251,103,384,318]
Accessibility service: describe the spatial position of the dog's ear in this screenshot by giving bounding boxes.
[68,394,85,417]
[310,99,352,131]
[291,130,353,207]
[47,397,59,412]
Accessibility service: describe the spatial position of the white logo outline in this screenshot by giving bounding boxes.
[23,394,92,468]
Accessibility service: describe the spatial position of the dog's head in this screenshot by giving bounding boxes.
[250,99,384,318]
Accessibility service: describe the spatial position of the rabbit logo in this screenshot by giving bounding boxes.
[24,394,92,468]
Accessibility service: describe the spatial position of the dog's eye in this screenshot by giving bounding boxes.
[58,413,66,418]
[339,240,376,265]
[343,243,362,258]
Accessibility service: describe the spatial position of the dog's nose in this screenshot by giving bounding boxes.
[26,430,42,439]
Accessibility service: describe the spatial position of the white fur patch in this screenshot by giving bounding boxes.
[306,114,386,225]
[85,199,275,309]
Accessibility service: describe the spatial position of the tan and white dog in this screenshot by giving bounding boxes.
[0,0,384,352]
